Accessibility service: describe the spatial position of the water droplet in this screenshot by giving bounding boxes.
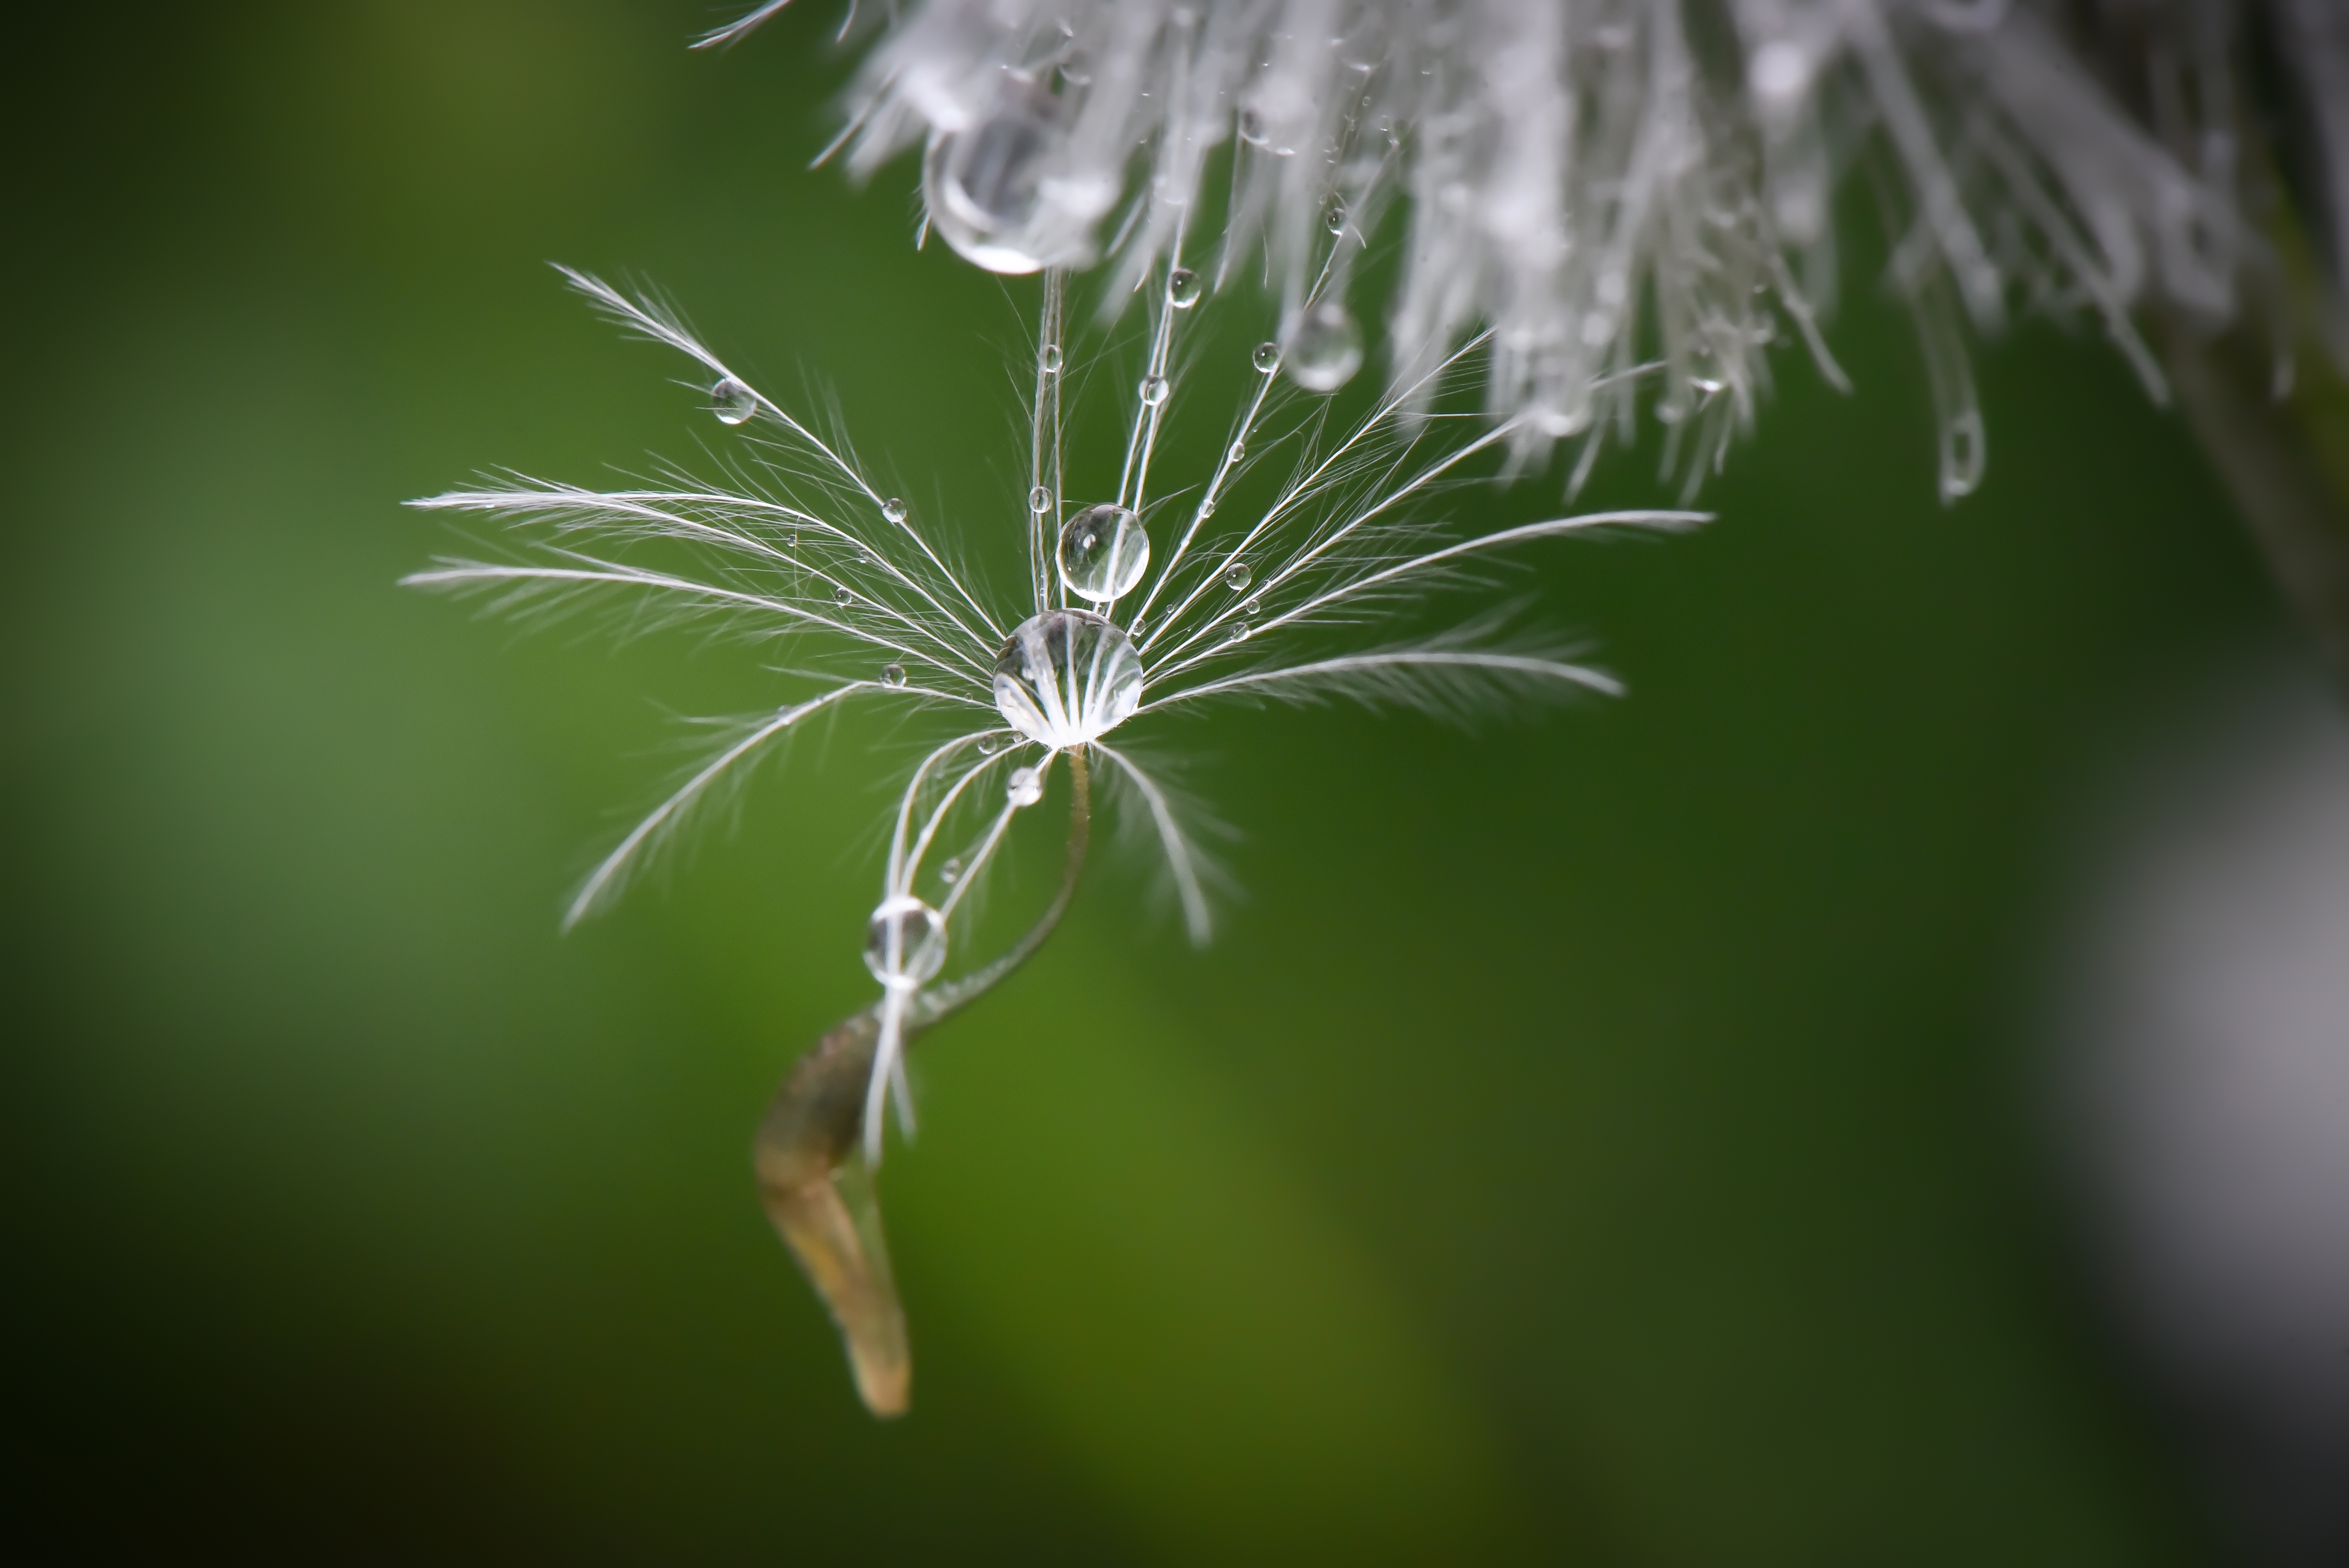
[881,497,907,524]
[1168,268,1201,308]
[785,529,799,549]
[1252,341,1281,374]
[881,663,907,687]
[1938,409,1986,502]
[1222,562,1252,592]
[992,610,1144,748]
[1285,302,1362,392]
[938,855,962,886]
[833,585,854,606]
[1040,344,1063,374]
[1127,616,1145,638]
[1028,485,1053,513]
[712,376,757,425]
[1198,498,1216,518]
[920,103,1106,274]
[976,732,1004,755]
[1006,765,1044,807]
[1324,197,1348,236]
[1692,376,1725,395]
[1226,620,1252,643]
[1226,440,1246,463]
[1057,504,1150,602]
[1139,374,1169,407]
[1242,596,1262,617]
[864,895,947,990]
[1238,107,1267,146]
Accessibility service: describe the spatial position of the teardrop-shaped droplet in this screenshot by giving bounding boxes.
[1057,504,1150,602]
[1139,374,1169,407]
[864,895,947,990]
[1323,197,1348,236]
[1040,344,1063,374]
[881,663,907,688]
[1006,765,1044,807]
[712,376,757,426]
[1168,268,1201,309]
[1285,302,1362,392]
[1029,485,1053,513]
[1252,341,1281,374]
[1222,561,1253,592]
[882,497,908,524]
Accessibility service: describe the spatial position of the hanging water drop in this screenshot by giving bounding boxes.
[1029,485,1053,513]
[1227,440,1246,463]
[1006,766,1044,807]
[1056,504,1150,602]
[1242,596,1262,617]
[992,610,1144,748]
[1226,620,1252,643]
[920,101,1109,275]
[1252,341,1281,374]
[1324,197,1348,236]
[1285,302,1362,392]
[882,497,908,524]
[834,585,854,606]
[1168,268,1201,309]
[880,663,907,688]
[711,376,757,426]
[863,895,947,990]
[1222,561,1253,592]
[938,855,962,886]
[1139,374,1169,406]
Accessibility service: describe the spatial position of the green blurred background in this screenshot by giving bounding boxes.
[0,3,2288,1561]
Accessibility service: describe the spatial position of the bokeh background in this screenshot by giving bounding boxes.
[1,3,2322,1562]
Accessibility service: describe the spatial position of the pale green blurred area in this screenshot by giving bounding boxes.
[0,2,2279,1561]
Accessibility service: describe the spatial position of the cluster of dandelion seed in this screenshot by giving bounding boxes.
[709,0,2265,504]
[409,263,1698,1161]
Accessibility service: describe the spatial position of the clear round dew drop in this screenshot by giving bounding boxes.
[1139,374,1169,407]
[992,609,1144,748]
[1040,344,1063,374]
[711,376,757,426]
[1242,596,1262,617]
[1222,561,1253,592]
[1252,341,1281,374]
[1285,301,1363,392]
[882,497,908,524]
[1029,485,1053,513]
[1226,620,1252,644]
[1227,440,1246,463]
[881,663,907,688]
[833,585,854,606]
[1324,198,1348,236]
[1056,504,1149,602]
[939,855,962,886]
[976,732,1004,755]
[1006,765,1044,807]
[864,895,947,990]
[1168,268,1201,309]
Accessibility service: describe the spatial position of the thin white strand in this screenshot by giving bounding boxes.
[1090,741,1211,944]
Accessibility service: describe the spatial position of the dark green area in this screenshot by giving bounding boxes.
[0,3,2279,1561]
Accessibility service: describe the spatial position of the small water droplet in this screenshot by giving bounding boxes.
[976,733,1004,755]
[1252,341,1281,374]
[1238,107,1267,146]
[712,377,756,425]
[881,497,908,524]
[1324,197,1348,236]
[1139,374,1169,406]
[1227,440,1246,463]
[1692,376,1725,395]
[1006,765,1044,807]
[1127,616,1145,637]
[1242,596,1262,617]
[881,663,907,687]
[1040,344,1063,374]
[1029,485,1053,513]
[1222,562,1252,592]
[1226,620,1252,643]
[834,585,854,606]
[1168,268,1201,308]
[1198,498,1216,518]
[938,855,962,886]
[864,895,947,989]
[785,529,799,549]
[1285,302,1362,392]
[1057,504,1150,601]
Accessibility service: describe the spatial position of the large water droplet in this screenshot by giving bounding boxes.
[712,376,756,425]
[921,103,1108,275]
[992,609,1144,748]
[865,895,946,989]
[882,497,908,524]
[1029,485,1053,513]
[1139,374,1169,406]
[1057,504,1150,602]
[1252,341,1281,374]
[881,663,907,688]
[1168,268,1201,309]
[1041,344,1063,374]
[1285,302,1362,392]
[1222,561,1253,592]
[1006,766,1044,807]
